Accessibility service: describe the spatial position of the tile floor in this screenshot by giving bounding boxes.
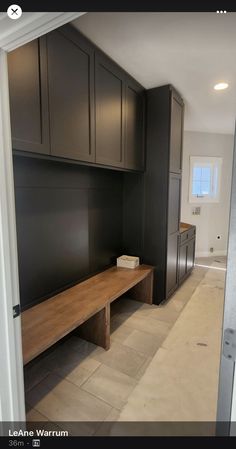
[25,257,226,436]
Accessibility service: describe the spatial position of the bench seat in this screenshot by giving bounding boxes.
[21,264,154,365]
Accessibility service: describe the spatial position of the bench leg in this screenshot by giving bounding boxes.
[75,304,110,350]
[128,271,154,304]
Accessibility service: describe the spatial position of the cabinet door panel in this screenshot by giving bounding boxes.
[168,173,181,235]
[125,80,145,171]
[166,232,179,296]
[95,54,125,168]
[179,243,187,282]
[8,37,50,154]
[169,94,183,173]
[47,30,95,162]
[187,238,195,272]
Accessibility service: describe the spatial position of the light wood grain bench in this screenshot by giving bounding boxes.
[21,264,154,365]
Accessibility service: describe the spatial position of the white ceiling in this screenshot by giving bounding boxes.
[0,12,85,51]
[73,12,236,135]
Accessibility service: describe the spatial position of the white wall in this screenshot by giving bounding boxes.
[181,131,234,257]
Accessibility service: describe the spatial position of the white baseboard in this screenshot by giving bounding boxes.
[195,250,227,258]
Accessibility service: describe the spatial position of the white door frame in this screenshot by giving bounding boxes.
[0,11,85,425]
[216,125,236,435]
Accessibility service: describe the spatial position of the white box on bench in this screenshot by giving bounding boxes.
[117,255,140,269]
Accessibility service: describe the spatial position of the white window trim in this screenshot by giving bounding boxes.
[189,156,222,203]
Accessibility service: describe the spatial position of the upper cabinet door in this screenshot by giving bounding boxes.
[125,77,145,171]
[8,37,50,154]
[47,28,95,162]
[169,91,184,174]
[95,53,125,168]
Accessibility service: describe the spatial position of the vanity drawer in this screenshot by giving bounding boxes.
[180,227,195,244]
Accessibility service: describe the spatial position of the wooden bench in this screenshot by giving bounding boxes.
[21,264,154,365]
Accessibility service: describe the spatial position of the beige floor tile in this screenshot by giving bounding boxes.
[108,421,216,436]
[42,343,101,387]
[26,372,112,422]
[91,340,147,377]
[26,406,49,422]
[147,303,180,324]
[123,329,162,356]
[94,408,121,436]
[61,335,98,355]
[134,356,153,380]
[118,262,224,425]
[110,318,134,343]
[24,356,50,392]
[189,270,208,281]
[195,257,215,266]
[113,313,171,338]
[55,421,99,436]
[26,414,65,434]
[82,364,137,409]
[111,299,154,323]
[170,285,196,310]
[111,297,148,316]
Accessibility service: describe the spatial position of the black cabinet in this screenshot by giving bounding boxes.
[47,28,95,163]
[141,85,184,304]
[187,236,195,272]
[166,232,179,296]
[95,52,125,168]
[169,91,184,174]
[125,77,145,171]
[85,38,146,171]
[95,53,145,171]
[8,24,145,172]
[168,174,181,235]
[8,37,50,154]
[179,241,188,282]
[166,173,181,296]
[178,225,196,285]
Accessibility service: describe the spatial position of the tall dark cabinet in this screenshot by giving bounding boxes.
[143,85,184,304]
[125,76,145,171]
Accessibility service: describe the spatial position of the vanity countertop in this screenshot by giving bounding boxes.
[179,222,196,234]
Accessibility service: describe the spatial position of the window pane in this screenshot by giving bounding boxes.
[193,166,201,180]
[200,181,210,195]
[201,167,211,182]
[192,181,201,195]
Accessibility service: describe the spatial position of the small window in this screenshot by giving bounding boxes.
[189,157,222,203]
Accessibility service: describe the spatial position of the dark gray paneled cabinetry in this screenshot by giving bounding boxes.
[178,225,196,285]
[8,37,50,155]
[166,173,182,296]
[143,85,184,304]
[125,76,145,171]
[8,25,145,172]
[95,52,125,168]
[47,27,95,163]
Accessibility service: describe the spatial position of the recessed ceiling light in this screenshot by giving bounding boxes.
[214,82,229,91]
